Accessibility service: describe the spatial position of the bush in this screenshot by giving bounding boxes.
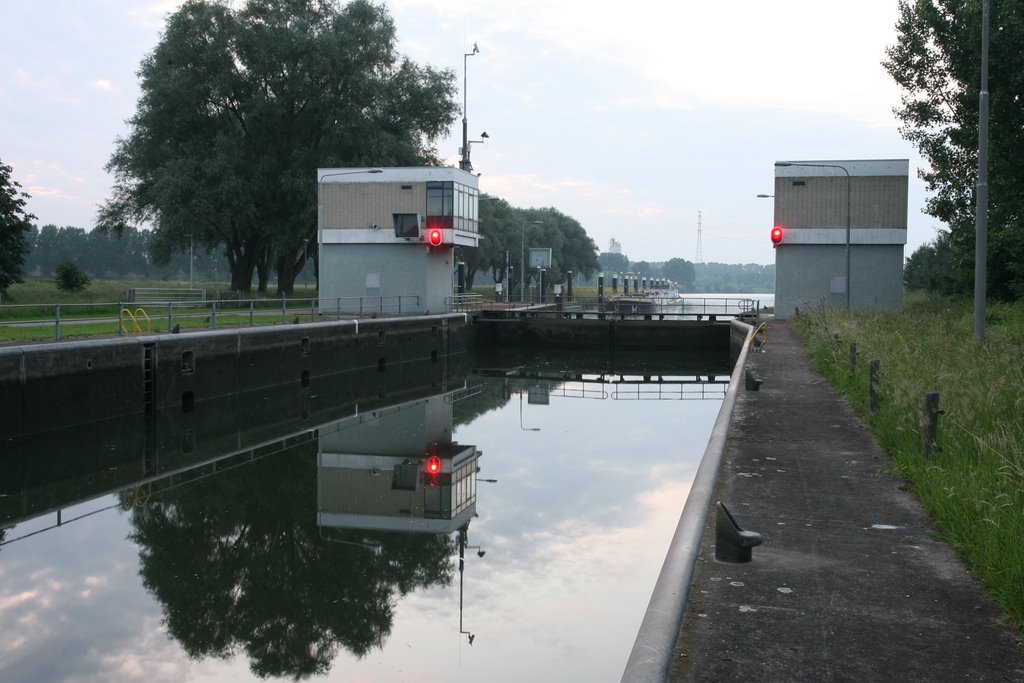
[55,261,91,292]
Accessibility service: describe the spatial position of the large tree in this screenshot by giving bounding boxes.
[884,0,1024,300]
[0,158,35,296]
[100,0,458,294]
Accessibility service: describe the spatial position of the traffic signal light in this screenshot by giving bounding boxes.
[770,226,783,245]
[424,454,442,486]
[428,228,443,247]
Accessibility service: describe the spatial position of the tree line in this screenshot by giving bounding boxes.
[887,0,1024,300]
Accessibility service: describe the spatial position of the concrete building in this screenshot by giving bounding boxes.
[772,159,908,319]
[317,167,481,315]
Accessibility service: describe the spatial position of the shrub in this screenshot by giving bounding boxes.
[55,261,91,292]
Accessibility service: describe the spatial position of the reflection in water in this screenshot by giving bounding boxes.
[0,347,730,681]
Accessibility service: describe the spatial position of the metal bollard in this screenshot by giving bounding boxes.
[715,501,763,563]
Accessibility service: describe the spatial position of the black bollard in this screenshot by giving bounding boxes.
[715,501,763,563]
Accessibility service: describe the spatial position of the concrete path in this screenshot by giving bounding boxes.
[670,321,1024,682]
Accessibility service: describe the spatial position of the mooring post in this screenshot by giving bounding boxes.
[849,342,857,378]
[869,359,880,414]
[923,391,941,461]
[598,272,605,306]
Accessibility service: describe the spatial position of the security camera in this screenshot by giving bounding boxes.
[480,131,489,139]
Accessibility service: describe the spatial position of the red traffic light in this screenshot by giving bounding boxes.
[770,226,783,245]
[428,228,443,247]
[426,455,441,474]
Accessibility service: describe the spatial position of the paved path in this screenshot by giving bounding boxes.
[670,321,1024,682]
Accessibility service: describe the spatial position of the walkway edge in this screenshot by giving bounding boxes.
[620,319,754,682]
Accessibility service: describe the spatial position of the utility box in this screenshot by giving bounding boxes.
[772,159,908,319]
[317,167,481,315]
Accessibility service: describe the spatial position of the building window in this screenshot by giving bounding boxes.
[426,181,479,234]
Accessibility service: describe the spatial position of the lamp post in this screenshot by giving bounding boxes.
[521,220,543,302]
[185,233,194,289]
[775,161,851,310]
[316,168,384,290]
[519,391,540,431]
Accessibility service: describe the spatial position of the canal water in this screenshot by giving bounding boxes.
[1,344,735,682]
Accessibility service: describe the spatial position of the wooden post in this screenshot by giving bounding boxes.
[869,360,880,414]
[923,392,941,461]
[849,342,857,377]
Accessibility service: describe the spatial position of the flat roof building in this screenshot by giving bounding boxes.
[317,167,480,315]
[772,159,908,319]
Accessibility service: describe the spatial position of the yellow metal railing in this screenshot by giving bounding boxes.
[119,307,152,336]
[749,322,768,351]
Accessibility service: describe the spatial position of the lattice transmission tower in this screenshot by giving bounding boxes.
[695,210,704,264]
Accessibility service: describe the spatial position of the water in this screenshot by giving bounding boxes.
[1,347,731,682]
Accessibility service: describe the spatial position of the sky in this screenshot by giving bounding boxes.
[0,0,943,266]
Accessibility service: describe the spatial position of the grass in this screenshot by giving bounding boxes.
[0,278,323,343]
[793,294,1024,630]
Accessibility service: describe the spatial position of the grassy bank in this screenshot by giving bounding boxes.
[793,295,1024,630]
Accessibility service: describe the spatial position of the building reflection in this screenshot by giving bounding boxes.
[316,388,482,536]
[315,385,487,646]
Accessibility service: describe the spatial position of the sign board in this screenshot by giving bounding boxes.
[529,248,552,269]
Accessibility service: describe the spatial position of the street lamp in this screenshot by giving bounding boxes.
[775,161,851,310]
[521,220,543,302]
[316,168,384,290]
[185,233,194,289]
[519,391,540,431]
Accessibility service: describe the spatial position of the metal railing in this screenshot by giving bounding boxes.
[0,295,422,343]
[126,287,207,304]
[449,295,762,320]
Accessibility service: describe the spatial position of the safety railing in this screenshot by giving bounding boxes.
[0,295,423,344]
[458,295,763,320]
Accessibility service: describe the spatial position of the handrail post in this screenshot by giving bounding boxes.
[211,300,218,329]
[118,302,125,336]
[167,302,173,332]
[55,304,61,341]
[282,297,287,324]
[249,298,255,326]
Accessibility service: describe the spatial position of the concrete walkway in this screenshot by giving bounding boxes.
[670,321,1024,682]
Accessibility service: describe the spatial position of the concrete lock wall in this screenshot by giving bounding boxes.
[0,314,470,440]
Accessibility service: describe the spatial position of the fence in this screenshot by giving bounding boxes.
[0,295,422,343]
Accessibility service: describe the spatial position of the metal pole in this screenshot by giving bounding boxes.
[845,168,851,310]
[974,0,990,340]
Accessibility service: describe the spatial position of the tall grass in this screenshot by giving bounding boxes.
[794,295,1024,629]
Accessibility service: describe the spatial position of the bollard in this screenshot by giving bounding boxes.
[567,270,573,302]
[869,359,880,414]
[923,392,941,461]
[612,273,618,294]
[715,502,762,563]
[744,369,762,391]
[598,272,605,305]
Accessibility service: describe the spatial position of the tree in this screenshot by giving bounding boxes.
[662,257,696,291]
[904,229,957,294]
[100,0,458,294]
[55,261,91,292]
[597,252,629,276]
[0,158,35,296]
[884,0,1024,300]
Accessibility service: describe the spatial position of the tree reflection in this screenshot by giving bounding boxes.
[128,443,455,679]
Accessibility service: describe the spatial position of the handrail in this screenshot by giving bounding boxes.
[119,307,143,336]
[749,322,768,349]
[620,318,755,682]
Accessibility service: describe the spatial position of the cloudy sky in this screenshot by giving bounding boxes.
[1,0,943,266]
